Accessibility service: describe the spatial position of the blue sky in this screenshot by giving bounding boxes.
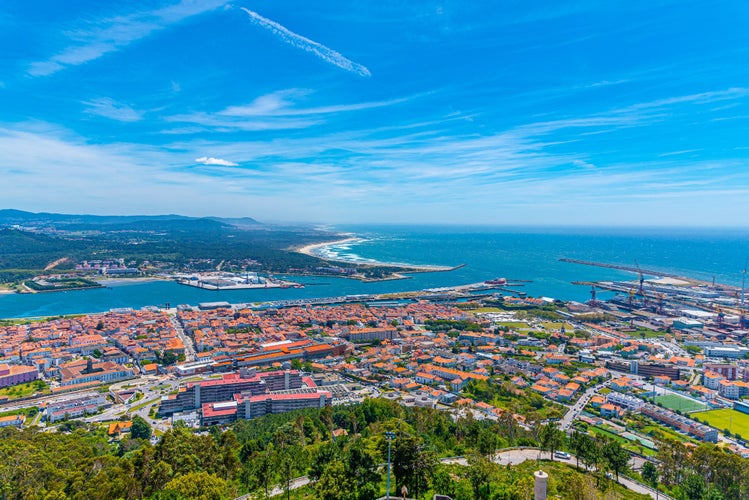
[1,1,748,225]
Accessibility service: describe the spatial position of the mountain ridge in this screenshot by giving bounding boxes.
[0,209,261,229]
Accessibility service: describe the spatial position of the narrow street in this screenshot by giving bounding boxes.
[560,380,609,431]
[171,314,197,362]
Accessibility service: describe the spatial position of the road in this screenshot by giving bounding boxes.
[171,314,197,362]
[236,448,668,500]
[445,449,667,499]
[560,380,609,431]
[84,375,180,433]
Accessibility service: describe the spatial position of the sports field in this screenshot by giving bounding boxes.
[654,394,706,413]
[697,409,749,438]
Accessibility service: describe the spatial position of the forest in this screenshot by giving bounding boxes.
[0,219,332,283]
[2,397,743,500]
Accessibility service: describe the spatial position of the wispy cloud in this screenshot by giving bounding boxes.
[195,156,238,166]
[165,89,412,132]
[28,0,228,77]
[220,89,412,117]
[165,112,321,132]
[657,149,701,157]
[84,97,143,122]
[239,7,371,77]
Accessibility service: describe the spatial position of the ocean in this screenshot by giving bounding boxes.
[1,225,748,319]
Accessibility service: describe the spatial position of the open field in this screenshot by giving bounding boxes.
[697,409,749,438]
[540,322,575,331]
[0,379,50,400]
[654,394,706,413]
[589,426,657,457]
[495,321,530,329]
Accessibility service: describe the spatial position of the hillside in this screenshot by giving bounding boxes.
[0,399,659,500]
[0,210,330,283]
[0,209,260,228]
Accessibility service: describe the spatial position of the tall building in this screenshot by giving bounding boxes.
[159,369,303,416]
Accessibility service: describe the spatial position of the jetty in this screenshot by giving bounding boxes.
[559,258,681,278]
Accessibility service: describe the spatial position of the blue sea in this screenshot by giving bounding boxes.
[1,225,748,319]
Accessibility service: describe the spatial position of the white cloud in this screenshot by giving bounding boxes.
[239,7,371,78]
[165,89,414,132]
[84,97,143,122]
[28,0,229,76]
[195,156,238,166]
[220,89,412,117]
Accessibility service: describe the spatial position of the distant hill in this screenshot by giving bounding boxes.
[0,210,335,284]
[0,209,261,229]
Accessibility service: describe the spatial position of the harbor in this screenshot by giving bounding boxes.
[174,272,303,290]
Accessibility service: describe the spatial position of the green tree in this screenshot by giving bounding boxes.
[602,439,629,480]
[248,449,277,499]
[657,439,689,487]
[540,423,564,460]
[466,454,495,500]
[148,460,174,496]
[476,427,499,458]
[570,431,586,470]
[682,473,707,500]
[345,439,379,496]
[309,441,339,481]
[163,471,228,500]
[642,461,659,494]
[392,433,436,499]
[314,460,356,500]
[218,430,241,480]
[432,465,456,499]
[131,415,152,440]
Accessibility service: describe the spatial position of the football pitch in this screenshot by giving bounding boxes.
[697,409,749,439]
[653,394,706,413]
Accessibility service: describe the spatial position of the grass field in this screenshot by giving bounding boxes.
[0,379,49,400]
[540,322,575,331]
[495,321,530,328]
[654,394,706,413]
[697,409,749,438]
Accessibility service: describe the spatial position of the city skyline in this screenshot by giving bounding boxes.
[2,1,749,226]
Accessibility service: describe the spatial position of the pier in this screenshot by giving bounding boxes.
[559,258,682,278]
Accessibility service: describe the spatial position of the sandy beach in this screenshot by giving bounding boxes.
[294,237,457,272]
[295,237,361,258]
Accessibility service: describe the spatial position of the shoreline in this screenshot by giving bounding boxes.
[0,277,166,295]
[96,277,166,286]
[294,236,361,259]
[294,236,456,272]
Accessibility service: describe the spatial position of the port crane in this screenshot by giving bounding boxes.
[627,287,637,307]
[647,281,665,314]
[634,260,649,307]
[741,258,748,328]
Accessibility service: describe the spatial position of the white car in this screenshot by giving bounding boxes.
[554,451,571,459]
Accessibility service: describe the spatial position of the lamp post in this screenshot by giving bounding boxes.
[385,431,395,500]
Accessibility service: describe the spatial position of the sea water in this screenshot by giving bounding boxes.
[1,225,747,318]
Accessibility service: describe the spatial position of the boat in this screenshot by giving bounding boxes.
[485,277,507,285]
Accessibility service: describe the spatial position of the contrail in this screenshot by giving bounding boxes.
[240,7,371,78]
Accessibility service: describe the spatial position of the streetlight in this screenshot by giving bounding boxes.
[385,431,395,500]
